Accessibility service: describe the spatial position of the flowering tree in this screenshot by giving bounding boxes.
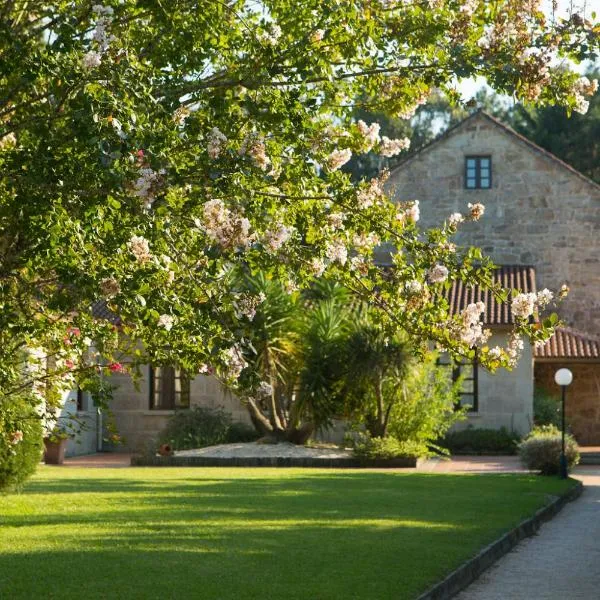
[0,1,597,442]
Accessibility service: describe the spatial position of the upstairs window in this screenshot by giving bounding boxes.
[465,156,491,189]
[149,366,190,410]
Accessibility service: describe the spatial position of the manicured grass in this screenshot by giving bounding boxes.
[0,467,575,599]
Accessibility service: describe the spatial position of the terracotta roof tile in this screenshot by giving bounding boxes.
[534,327,600,361]
[446,265,537,326]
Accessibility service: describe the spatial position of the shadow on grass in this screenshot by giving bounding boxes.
[0,472,572,600]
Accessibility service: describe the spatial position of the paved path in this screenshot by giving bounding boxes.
[455,466,600,600]
[62,453,132,468]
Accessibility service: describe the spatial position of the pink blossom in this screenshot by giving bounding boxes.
[108,362,124,373]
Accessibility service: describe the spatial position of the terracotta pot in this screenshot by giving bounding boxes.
[158,443,174,457]
[43,438,68,465]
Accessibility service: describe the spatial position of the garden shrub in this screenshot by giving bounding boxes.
[225,421,260,443]
[0,397,44,492]
[157,406,258,451]
[533,387,561,427]
[352,435,422,460]
[440,427,521,455]
[518,425,579,475]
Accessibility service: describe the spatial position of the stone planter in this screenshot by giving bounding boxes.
[43,438,68,465]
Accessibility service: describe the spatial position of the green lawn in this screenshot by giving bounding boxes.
[0,467,575,600]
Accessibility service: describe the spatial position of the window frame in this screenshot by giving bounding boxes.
[76,388,85,412]
[464,155,492,190]
[149,365,191,410]
[437,353,479,413]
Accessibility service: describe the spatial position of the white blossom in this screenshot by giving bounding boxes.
[327,213,345,230]
[379,136,410,157]
[511,292,537,319]
[352,232,380,251]
[448,212,464,226]
[100,276,121,298]
[0,132,16,149]
[82,51,102,69]
[488,346,503,360]
[326,240,348,265]
[202,199,252,249]
[234,292,266,321]
[350,255,369,275]
[357,120,381,151]
[468,202,485,220]
[404,280,422,295]
[398,200,420,224]
[326,148,352,171]
[157,314,174,331]
[264,223,293,252]
[311,29,325,43]
[127,235,152,264]
[133,167,161,209]
[257,381,273,397]
[224,346,248,380]
[208,127,227,159]
[428,264,449,284]
[536,288,554,308]
[356,178,384,209]
[309,257,326,277]
[239,134,270,171]
[260,23,282,45]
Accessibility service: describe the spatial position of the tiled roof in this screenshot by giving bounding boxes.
[446,265,537,326]
[534,327,600,361]
[91,300,121,325]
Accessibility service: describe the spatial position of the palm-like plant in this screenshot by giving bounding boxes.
[342,316,414,438]
[234,275,354,443]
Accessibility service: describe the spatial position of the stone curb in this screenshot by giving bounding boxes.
[416,479,584,600]
[130,454,424,468]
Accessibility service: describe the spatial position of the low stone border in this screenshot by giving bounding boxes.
[416,479,584,600]
[130,454,423,468]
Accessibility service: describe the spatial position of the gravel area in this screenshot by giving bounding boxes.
[175,442,353,459]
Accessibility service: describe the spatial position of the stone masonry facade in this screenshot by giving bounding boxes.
[107,368,252,453]
[386,111,600,443]
[385,111,600,336]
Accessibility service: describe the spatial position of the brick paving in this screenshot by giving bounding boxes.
[62,452,132,468]
[455,465,600,600]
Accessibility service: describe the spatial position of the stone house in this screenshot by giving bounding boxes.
[62,109,600,455]
[385,110,600,443]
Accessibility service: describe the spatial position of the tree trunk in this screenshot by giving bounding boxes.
[246,398,274,436]
[285,422,314,445]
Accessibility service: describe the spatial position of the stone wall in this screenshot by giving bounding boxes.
[385,112,600,335]
[107,367,251,453]
[535,362,600,445]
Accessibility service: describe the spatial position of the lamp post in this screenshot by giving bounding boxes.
[554,368,573,479]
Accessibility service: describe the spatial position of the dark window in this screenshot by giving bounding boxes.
[437,354,479,412]
[465,156,491,189]
[149,366,190,410]
[76,388,85,412]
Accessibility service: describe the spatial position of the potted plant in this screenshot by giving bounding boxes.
[43,427,71,465]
